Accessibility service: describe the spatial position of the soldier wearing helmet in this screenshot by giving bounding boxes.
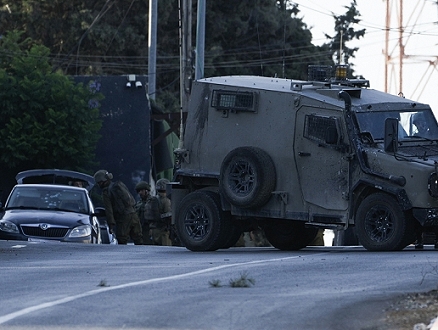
[152,178,172,246]
[93,169,143,245]
[156,178,171,214]
[134,181,160,245]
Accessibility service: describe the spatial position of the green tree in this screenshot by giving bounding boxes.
[0,0,150,75]
[0,31,103,172]
[154,1,329,110]
[323,0,366,74]
[203,1,324,80]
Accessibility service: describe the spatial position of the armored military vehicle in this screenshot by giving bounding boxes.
[171,65,438,252]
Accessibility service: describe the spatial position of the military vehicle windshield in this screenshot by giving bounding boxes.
[356,109,438,141]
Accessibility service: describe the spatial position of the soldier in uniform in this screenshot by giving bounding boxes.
[413,112,431,137]
[134,181,160,245]
[154,178,172,246]
[94,169,143,245]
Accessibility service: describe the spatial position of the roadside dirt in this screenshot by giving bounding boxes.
[379,290,438,330]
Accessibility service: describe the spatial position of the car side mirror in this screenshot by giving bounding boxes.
[92,207,106,217]
[384,118,399,153]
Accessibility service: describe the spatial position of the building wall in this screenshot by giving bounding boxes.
[75,75,152,197]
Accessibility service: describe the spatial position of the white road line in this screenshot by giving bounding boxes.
[0,255,310,325]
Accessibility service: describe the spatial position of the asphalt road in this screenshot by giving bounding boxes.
[1,240,438,330]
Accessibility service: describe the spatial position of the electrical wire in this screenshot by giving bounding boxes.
[103,0,137,56]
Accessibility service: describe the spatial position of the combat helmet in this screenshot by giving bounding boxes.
[94,170,113,183]
[135,181,151,192]
[156,178,170,191]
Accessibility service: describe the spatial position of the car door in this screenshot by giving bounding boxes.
[294,106,350,211]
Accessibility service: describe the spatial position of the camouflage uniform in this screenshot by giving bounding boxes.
[152,192,172,246]
[101,179,143,245]
[135,195,160,245]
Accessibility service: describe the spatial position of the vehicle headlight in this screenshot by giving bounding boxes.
[68,225,92,238]
[428,172,438,198]
[0,221,19,233]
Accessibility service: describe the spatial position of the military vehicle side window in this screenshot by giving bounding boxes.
[211,90,257,112]
[304,115,341,145]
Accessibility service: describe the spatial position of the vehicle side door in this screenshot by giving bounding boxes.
[294,107,350,211]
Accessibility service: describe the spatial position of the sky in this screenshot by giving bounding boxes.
[291,0,438,114]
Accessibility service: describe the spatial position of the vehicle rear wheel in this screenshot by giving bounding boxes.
[355,193,416,251]
[220,147,276,209]
[264,221,318,251]
[175,190,232,251]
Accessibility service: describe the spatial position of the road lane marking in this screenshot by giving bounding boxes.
[0,254,317,324]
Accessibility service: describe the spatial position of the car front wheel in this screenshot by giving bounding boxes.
[355,193,416,251]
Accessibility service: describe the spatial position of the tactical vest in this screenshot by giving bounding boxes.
[136,196,160,222]
[108,181,136,215]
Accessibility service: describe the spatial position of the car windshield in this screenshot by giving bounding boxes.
[356,109,438,141]
[6,186,89,214]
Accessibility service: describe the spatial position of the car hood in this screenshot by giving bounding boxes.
[1,209,91,226]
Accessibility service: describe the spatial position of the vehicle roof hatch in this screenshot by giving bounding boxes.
[316,87,362,99]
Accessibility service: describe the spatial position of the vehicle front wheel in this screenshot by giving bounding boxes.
[264,221,318,250]
[175,190,232,251]
[355,193,416,251]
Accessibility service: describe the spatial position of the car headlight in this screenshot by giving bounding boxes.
[68,225,92,238]
[0,221,19,233]
[428,172,438,198]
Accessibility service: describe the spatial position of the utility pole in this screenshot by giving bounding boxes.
[176,0,192,151]
[398,0,403,95]
[179,0,192,113]
[148,0,157,100]
[384,0,406,94]
[384,0,405,94]
[195,0,206,80]
[384,0,390,93]
[383,0,436,99]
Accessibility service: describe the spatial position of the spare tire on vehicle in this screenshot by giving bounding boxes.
[220,147,276,209]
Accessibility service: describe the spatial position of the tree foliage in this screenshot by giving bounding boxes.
[323,0,366,73]
[204,1,325,80]
[0,0,339,111]
[0,31,103,172]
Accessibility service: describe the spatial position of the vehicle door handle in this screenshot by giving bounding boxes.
[298,152,311,157]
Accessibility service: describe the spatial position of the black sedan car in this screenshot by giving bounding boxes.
[8,169,116,244]
[0,184,103,243]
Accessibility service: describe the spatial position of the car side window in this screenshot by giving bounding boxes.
[304,114,342,146]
